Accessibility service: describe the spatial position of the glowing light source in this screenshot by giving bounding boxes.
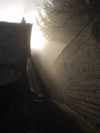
[31,22,44,50]
[0,7,24,22]
[0,6,44,51]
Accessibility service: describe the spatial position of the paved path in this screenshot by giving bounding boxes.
[2,86,98,133]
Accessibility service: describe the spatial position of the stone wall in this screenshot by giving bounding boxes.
[53,10,100,129]
[0,22,32,86]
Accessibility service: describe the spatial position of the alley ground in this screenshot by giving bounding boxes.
[0,57,99,133]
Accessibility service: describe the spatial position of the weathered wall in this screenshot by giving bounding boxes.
[0,67,20,85]
[0,22,32,86]
[53,10,100,129]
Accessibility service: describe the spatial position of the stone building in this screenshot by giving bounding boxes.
[0,20,32,86]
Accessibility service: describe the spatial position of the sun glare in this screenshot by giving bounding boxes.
[31,22,44,50]
[0,7,23,22]
[0,6,44,51]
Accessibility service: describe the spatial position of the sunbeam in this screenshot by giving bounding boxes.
[31,21,44,50]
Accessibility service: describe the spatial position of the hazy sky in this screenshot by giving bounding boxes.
[0,0,46,23]
[0,0,64,64]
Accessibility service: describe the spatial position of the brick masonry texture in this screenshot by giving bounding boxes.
[53,10,100,129]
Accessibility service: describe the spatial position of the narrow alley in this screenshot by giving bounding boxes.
[0,57,98,133]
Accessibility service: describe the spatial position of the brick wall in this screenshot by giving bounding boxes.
[53,10,100,129]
